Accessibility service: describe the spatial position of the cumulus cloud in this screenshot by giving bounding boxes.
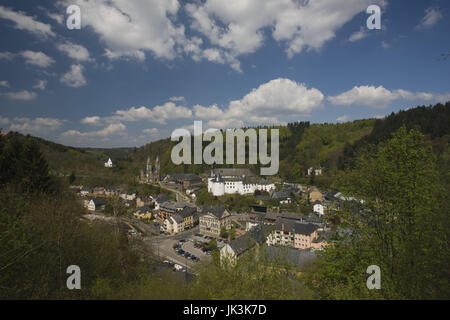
[0,51,14,60]
[0,5,55,39]
[58,0,187,62]
[169,96,185,102]
[337,115,350,122]
[8,117,64,135]
[0,80,10,88]
[328,85,450,108]
[81,116,102,126]
[60,64,87,88]
[0,116,10,126]
[52,0,383,71]
[143,128,159,135]
[20,50,54,68]
[3,90,37,101]
[57,42,92,62]
[114,102,193,124]
[194,78,324,128]
[417,7,443,29]
[61,122,126,138]
[348,27,369,42]
[186,0,383,65]
[33,79,47,90]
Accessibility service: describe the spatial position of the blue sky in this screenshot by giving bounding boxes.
[0,0,449,147]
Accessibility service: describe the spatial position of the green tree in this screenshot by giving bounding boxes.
[302,126,450,299]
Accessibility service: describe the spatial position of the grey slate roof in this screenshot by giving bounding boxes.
[156,195,171,204]
[201,205,227,219]
[229,225,274,257]
[167,173,202,182]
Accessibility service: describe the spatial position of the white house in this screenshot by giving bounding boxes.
[104,158,113,168]
[313,201,324,216]
[307,166,322,176]
[88,197,106,212]
[164,214,184,234]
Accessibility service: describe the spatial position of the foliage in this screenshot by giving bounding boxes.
[301,126,450,299]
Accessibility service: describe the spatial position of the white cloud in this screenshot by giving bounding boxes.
[337,115,350,122]
[143,128,159,135]
[194,78,324,128]
[61,122,126,138]
[47,11,64,25]
[0,80,10,88]
[3,90,37,101]
[348,27,368,42]
[417,7,443,29]
[169,96,185,102]
[20,50,54,68]
[33,80,47,90]
[60,64,87,88]
[53,0,384,71]
[329,85,450,108]
[381,41,391,49]
[0,116,9,126]
[114,102,193,124]
[0,51,14,60]
[8,117,64,135]
[58,0,187,61]
[81,116,102,126]
[186,0,383,65]
[57,42,92,62]
[0,5,55,39]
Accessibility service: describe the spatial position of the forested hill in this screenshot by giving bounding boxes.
[2,101,449,188]
[342,101,450,169]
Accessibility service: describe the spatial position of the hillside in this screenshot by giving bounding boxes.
[5,101,449,190]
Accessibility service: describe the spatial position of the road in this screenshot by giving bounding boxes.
[159,182,193,203]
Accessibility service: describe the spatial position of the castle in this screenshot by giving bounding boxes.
[139,156,160,184]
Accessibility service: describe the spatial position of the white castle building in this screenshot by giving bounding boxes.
[207,168,275,197]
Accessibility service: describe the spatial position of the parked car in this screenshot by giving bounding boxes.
[195,233,202,237]
[192,257,199,262]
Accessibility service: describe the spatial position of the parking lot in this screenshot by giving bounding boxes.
[153,232,227,270]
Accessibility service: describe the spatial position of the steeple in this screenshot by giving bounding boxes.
[146,157,152,178]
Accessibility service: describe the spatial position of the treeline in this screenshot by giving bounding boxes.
[341,101,450,169]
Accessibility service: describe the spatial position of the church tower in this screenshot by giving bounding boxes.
[146,156,152,182]
[155,156,160,182]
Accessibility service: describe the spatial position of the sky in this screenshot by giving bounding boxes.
[0,0,449,147]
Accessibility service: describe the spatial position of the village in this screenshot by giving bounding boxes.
[67,156,359,275]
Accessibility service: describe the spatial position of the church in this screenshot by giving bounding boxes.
[139,156,160,184]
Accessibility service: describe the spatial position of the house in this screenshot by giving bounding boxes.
[164,173,203,189]
[158,201,193,223]
[120,191,136,201]
[104,158,113,168]
[293,223,319,250]
[307,166,322,176]
[154,195,171,210]
[309,188,324,203]
[313,201,324,216]
[133,206,152,220]
[164,213,184,234]
[199,205,232,237]
[87,197,106,212]
[220,225,272,264]
[177,206,198,230]
[266,218,319,250]
[80,187,92,197]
